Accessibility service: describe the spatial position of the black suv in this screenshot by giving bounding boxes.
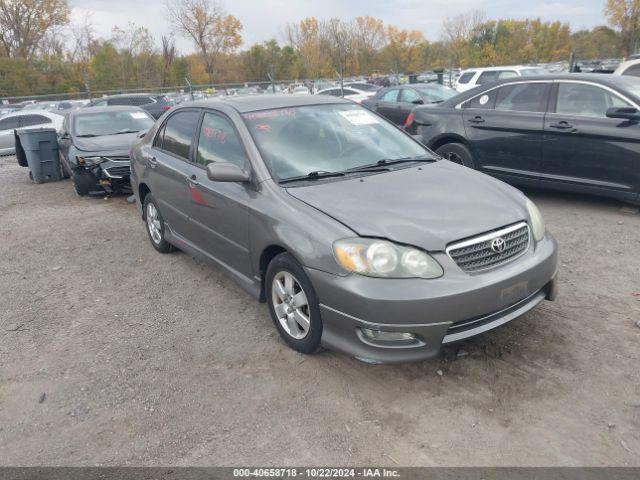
[88,94,174,119]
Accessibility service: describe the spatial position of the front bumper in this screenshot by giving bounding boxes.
[307,233,558,364]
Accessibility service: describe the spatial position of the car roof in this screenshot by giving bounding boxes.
[461,65,542,73]
[70,105,148,115]
[2,109,62,118]
[186,94,349,113]
[93,93,158,100]
[614,58,640,74]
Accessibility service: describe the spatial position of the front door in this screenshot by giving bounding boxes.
[187,110,252,279]
[542,81,640,195]
[462,81,550,180]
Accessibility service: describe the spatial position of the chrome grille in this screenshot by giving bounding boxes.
[446,222,530,272]
[102,164,130,179]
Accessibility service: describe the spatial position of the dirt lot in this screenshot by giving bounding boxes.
[0,153,638,466]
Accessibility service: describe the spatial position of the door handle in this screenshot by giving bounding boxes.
[187,174,199,186]
[549,121,574,130]
[468,116,485,124]
[148,156,158,168]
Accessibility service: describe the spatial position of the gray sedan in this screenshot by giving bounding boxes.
[130,95,558,363]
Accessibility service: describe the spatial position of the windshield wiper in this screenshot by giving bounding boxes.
[75,134,99,137]
[375,155,436,166]
[109,130,139,135]
[279,170,346,184]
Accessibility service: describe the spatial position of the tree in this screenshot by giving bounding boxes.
[165,0,242,83]
[0,0,70,59]
[161,36,176,87]
[605,0,640,56]
[352,17,387,74]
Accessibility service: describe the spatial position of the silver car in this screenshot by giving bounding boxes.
[130,95,558,364]
[0,110,63,155]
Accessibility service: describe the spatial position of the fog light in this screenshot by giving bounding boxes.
[361,328,415,342]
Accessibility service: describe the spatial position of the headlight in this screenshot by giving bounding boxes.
[334,238,443,279]
[76,155,103,166]
[526,199,545,241]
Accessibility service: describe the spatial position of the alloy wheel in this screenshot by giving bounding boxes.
[271,271,311,340]
[442,151,463,165]
[146,202,162,244]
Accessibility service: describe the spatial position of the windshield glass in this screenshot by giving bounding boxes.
[520,68,548,76]
[73,110,154,136]
[242,104,432,181]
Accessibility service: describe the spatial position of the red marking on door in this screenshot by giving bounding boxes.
[189,183,207,206]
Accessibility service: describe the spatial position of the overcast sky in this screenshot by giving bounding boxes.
[71,0,607,53]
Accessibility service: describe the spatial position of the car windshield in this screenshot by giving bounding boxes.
[73,110,154,137]
[520,68,548,76]
[415,85,458,102]
[242,103,432,181]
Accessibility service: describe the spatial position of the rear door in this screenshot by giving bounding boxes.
[462,81,550,179]
[542,81,640,195]
[0,116,20,150]
[187,110,253,278]
[373,89,401,124]
[148,109,202,241]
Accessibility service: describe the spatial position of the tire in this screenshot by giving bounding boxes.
[435,143,476,169]
[143,194,176,253]
[72,170,94,196]
[266,252,322,354]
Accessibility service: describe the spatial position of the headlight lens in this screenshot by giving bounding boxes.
[76,155,103,166]
[526,199,545,241]
[334,238,443,279]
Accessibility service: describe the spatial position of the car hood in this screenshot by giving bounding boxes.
[285,161,529,252]
[73,132,139,152]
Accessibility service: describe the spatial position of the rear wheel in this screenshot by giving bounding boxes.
[266,253,322,354]
[435,143,476,169]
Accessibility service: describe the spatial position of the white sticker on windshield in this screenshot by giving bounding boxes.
[338,110,379,126]
[130,112,148,119]
[478,94,490,105]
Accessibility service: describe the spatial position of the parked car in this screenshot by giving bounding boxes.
[0,110,63,155]
[88,94,174,119]
[316,85,376,104]
[409,73,640,205]
[362,83,459,127]
[130,95,558,363]
[613,58,640,77]
[58,106,155,195]
[291,86,310,95]
[455,65,548,92]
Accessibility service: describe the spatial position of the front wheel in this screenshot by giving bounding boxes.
[143,194,176,253]
[266,253,322,354]
[435,143,476,169]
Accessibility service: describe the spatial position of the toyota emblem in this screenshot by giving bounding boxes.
[490,237,506,253]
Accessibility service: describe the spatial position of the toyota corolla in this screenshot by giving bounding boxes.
[130,95,558,363]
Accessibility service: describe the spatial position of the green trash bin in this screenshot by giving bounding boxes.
[15,128,62,184]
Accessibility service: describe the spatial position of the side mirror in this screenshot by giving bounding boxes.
[606,107,640,121]
[411,98,424,105]
[59,132,70,140]
[206,162,250,183]
[137,129,148,139]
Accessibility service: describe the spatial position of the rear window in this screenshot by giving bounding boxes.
[495,83,549,112]
[457,72,476,84]
[20,114,52,127]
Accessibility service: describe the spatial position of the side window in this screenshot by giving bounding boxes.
[382,89,399,102]
[159,110,201,159]
[622,64,640,77]
[477,71,500,85]
[400,89,421,103]
[20,115,52,127]
[465,89,498,110]
[131,97,153,106]
[92,100,107,107]
[495,83,549,112]
[196,112,247,168]
[498,70,518,79]
[457,72,475,84]
[342,89,358,96]
[556,83,632,118]
[0,117,20,130]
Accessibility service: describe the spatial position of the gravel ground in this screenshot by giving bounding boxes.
[0,153,638,466]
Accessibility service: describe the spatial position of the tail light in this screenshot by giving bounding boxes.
[163,105,171,111]
[404,112,415,129]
